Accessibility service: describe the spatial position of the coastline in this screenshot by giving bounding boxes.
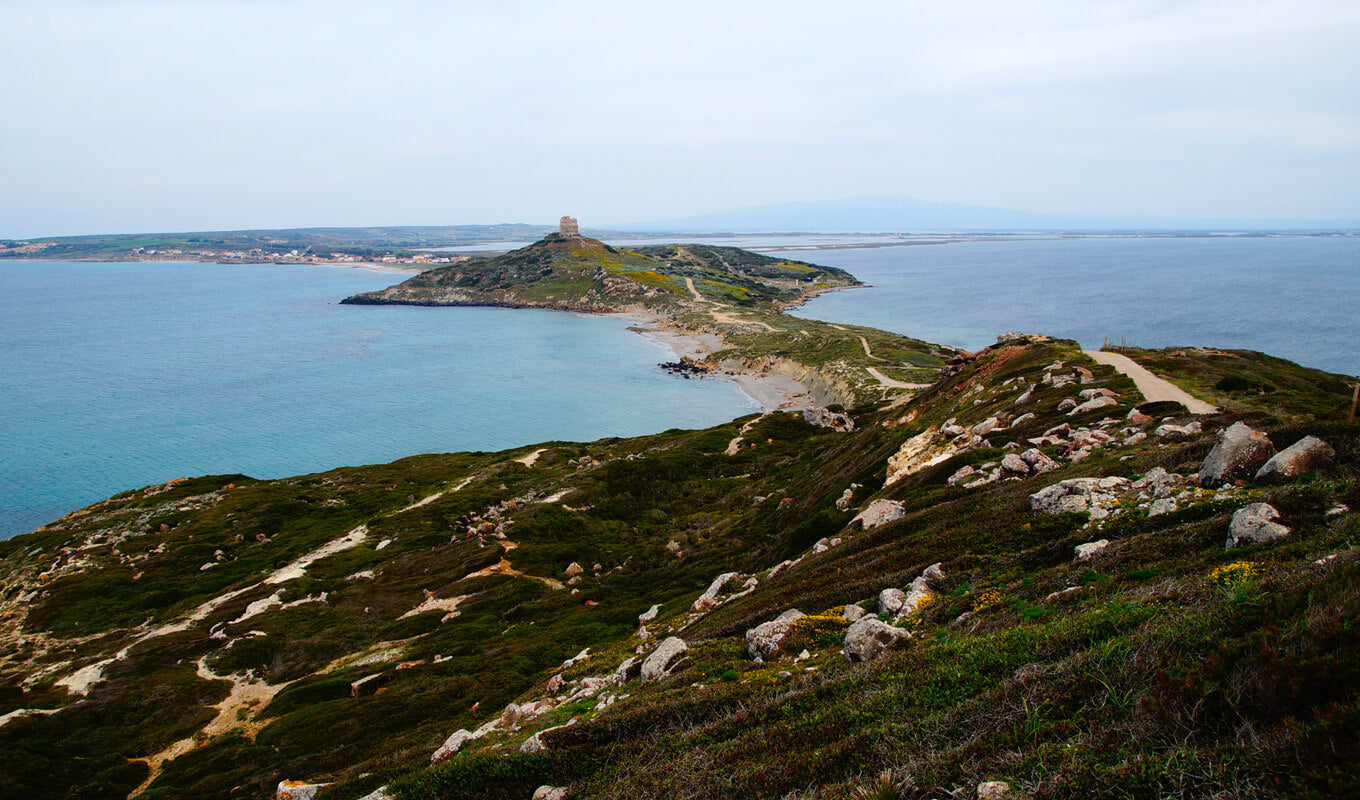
[618,310,818,412]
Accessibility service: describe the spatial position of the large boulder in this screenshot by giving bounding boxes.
[851,499,907,529]
[878,588,907,616]
[1228,503,1290,548]
[1255,436,1335,485]
[843,618,909,663]
[1019,448,1061,474]
[1198,422,1275,488]
[1068,396,1117,416]
[746,609,805,660]
[640,637,688,682]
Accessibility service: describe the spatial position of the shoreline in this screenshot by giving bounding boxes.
[617,310,818,412]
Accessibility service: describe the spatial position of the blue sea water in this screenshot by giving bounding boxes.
[0,260,757,539]
[3,236,1356,539]
[788,236,1360,377]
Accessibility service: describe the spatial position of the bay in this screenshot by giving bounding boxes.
[787,236,1360,377]
[0,260,756,539]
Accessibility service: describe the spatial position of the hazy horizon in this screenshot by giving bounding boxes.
[3,1,1358,239]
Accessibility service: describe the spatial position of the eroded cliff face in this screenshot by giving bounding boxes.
[720,355,857,409]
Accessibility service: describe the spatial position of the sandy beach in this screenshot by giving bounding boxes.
[619,311,818,412]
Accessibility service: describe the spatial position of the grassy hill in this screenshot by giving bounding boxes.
[1,327,1356,799]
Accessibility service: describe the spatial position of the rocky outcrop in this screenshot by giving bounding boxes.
[640,637,688,682]
[1029,477,1130,519]
[431,729,477,764]
[803,407,854,432]
[851,499,907,529]
[691,572,738,612]
[746,609,804,660]
[533,787,569,800]
[1198,422,1275,488]
[1255,436,1334,485]
[1228,503,1290,548]
[843,618,908,663]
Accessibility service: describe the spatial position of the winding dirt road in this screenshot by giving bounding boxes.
[1084,350,1218,414]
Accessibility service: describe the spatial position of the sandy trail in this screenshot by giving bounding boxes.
[515,448,546,467]
[866,367,931,390]
[709,309,777,332]
[684,277,704,301]
[859,336,875,358]
[1084,350,1218,414]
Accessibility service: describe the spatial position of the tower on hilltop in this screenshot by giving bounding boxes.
[559,215,579,236]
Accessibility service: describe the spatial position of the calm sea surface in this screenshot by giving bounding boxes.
[3,236,1355,538]
[788,236,1360,377]
[0,261,756,539]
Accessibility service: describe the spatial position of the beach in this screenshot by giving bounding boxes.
[621,311,818,412]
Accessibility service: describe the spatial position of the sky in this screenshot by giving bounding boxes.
[2,0,1358,237]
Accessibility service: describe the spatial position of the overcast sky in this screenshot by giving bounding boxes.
[2,0,1358,237]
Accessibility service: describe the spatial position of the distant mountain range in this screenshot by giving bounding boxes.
[611,196,1360,233]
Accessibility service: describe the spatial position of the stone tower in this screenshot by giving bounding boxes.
[559,215,579,236]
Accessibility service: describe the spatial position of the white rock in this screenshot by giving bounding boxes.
[276,781,330,800]
[1074,539,1110,560]
[1228,503,1290,548]
[878,588,907,616]
[430,729,476,764]
[533,787,569,800]
[691,572,739,612]
[843,618,908,663]
[638,604,659,623]
[977,780,1012,799]
[640,637,688,682]
[746,609,805,660]
[851,499,907,530]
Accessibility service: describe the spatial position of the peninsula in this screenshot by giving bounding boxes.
[1,232,1357,800]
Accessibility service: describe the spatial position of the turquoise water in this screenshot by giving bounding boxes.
[789,236,1360,377]
[0,261,756,538]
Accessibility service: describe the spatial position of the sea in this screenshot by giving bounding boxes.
[2,234,1357,539]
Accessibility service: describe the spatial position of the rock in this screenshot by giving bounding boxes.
[638,604,659,623]
[1030,477,1129,519]
[691,572,739,611]
[948,465,980,485]
[746,609,805,660]
[999,454,1031,478]
[533,788,569,800]
[1328,503,1351,516]
[1019,448,1060,474]
[878,588,907,616]
[640,637,688,681]
[1128,408,1154,425]
[1015,389,1036,406]
[564,562,585,578]
[886,428,960,485]
[1154,423,1189,438]
[546,673,564,693]
[1228,503,1290,548]
[356,787,393,800]
[1123,432,1148,446]
[1198,422,1275,488]
[842,604,866,622]
[1068,396,1117,416]
[972,416,1002,435]
[1057,398,1077,411]
[1255,436,1335,485]
[520,720,574,753]
[843,618,908,663]
[804,407,854,432]
[835,488,855,510]
[851,499,907,530]
[431,730,476,764]
[1148,498,1178,517]
[977,781,1012,799]
[1011,412,1037,427]
[277,781,330,800]
[1074,539,1110,560]
[613,656,639,682]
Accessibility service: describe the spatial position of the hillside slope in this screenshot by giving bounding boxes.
[2,333,1356,800]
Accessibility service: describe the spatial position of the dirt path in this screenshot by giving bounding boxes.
[859,336,876,359]
[684,277,704,301]
[1084,350,1218,414]
[866,367,931,390]
[515,448,546,467]
[709,309,777,332]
